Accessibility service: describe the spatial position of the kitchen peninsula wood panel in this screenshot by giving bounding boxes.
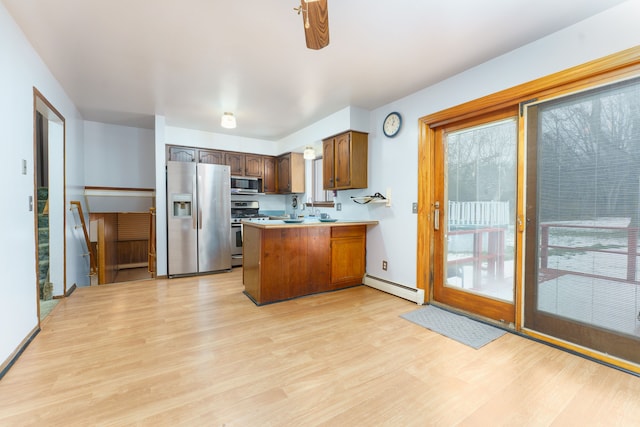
[243,222,375,305]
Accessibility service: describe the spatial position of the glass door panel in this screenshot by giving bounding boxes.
[434,112,517,323]
[524,77,640,364]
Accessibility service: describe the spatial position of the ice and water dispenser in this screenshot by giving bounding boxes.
[172,194,192,217]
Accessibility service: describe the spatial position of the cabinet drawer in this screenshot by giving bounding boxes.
[331,225,366,238]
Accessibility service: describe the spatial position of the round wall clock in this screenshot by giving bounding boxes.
[383,112,402,138]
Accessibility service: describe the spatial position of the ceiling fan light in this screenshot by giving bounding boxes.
[303,146,316,160]
[221,112,236,129]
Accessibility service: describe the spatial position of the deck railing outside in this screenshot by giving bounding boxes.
[540,222,638,284]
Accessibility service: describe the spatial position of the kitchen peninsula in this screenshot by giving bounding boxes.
[242,220,378,305]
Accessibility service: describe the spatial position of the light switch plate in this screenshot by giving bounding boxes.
[336,202,342,211]
[22,159,27,175]
[412,202,418,214]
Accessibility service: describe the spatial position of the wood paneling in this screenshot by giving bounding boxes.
[117,213,149,241]
[117,240,148,266]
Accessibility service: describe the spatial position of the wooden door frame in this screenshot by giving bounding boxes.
[33,87,67,322]
[431,108,519,324]
[417,46,640,332]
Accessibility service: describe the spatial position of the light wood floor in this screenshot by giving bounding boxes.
[2,269,640,426]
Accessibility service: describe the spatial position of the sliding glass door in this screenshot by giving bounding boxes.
[524,77,640,364]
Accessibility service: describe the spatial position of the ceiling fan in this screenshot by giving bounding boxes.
[294,0,330,50]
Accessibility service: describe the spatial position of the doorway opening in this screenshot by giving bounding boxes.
[33,88,65,321]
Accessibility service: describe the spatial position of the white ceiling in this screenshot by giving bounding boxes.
[3,0,630,140]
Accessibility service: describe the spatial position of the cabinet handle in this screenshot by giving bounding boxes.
[434,201,440,231]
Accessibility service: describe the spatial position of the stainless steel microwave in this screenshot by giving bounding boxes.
[231,176,261,194]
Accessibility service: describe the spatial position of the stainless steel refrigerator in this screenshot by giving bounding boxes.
[167,161,231,276]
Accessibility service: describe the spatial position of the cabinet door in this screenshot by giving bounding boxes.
[277,154,291,193]
[263,156,276,193]
[331,236,365,285]
[225,153,245,176]
[198,149,224,164]
[169,146,196,162]
[244,154,263,177]
[322,139,335,189]
[334,132,351,188]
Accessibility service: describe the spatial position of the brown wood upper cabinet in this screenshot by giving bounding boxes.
[263,156,277,193]
[322,131,368,190]
[277,152,305,193]
[225,152,264,178]
[244,154,263,178]
[198,149,225,165]
[225,152,245,175]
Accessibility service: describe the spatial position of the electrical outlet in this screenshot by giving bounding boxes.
[336,202,342,211]
[412,202,418,214]
[382,260,388,271]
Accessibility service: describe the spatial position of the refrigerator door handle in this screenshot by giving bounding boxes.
[196,173,203,229]
[193,174,198,229]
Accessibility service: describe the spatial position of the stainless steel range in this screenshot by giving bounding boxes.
[230,201,269,267]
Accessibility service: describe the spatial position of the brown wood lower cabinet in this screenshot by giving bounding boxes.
[243,223,369,305]
[330,225,366,285]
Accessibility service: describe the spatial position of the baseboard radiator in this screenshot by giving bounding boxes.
[363,275,425,305]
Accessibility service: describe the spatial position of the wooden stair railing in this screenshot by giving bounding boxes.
[70,201,97,276]
[148,207,156,276]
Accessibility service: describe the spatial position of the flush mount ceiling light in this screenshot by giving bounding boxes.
[303,146,316,159]
[221,112,236,129]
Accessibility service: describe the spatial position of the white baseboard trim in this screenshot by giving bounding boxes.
[364,275,425,305]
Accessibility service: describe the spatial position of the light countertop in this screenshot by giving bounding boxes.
[241,219,379,229]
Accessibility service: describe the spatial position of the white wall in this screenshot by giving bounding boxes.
[154,116,168,277]
[277,106,369,155]
[83,121,155,212]
[84,121,155,188]
[0,1,84,366]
